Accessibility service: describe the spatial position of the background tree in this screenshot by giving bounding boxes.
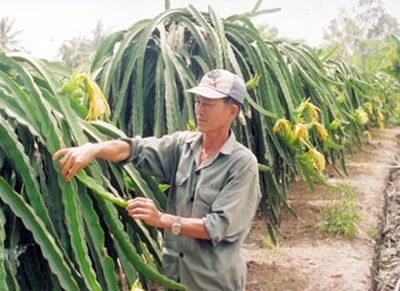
[382,35,400,81]
[58,20,108,69]
[0,17,23,53]
[322,0,399,71]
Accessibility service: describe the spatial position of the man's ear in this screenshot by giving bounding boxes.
[231,103,240,118]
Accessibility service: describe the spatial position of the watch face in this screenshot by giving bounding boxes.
[171,223,181,235]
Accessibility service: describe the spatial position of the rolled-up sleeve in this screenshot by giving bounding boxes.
[118,133,182,182]
[203,161,261,246]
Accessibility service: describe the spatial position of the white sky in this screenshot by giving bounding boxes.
[1,0,400,60]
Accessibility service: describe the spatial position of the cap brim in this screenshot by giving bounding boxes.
[186,86,228,99]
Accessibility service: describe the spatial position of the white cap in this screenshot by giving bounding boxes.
[186,69,246,104]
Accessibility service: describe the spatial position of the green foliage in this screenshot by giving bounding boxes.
[382,35,400,81]
[0,52,185,290]
[316,184,362,237]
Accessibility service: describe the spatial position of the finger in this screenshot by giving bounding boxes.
[130,213,148,220]
[127,207,150,216]
[128,208,151,218]
[126,197,150,207]
[63,154,76,174]
[126,200,150,211]
[135,197,155,207]
[65,162,82,181]
[52,149,68,161]
[132,197,150,203]
[126,200,133,210]
[60,154,73,178]
[59,150,72,168]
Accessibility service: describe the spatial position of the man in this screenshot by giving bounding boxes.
[53,69,261,290]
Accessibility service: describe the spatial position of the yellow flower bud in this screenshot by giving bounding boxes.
[363,102,373,115]
[298,100,320,120]
[273,119,292,135]
[84,76,110,120]
[313,121,329,141]
[308,148,326,172]
[62,73,110,121]
[293,123,309,141]
[354,108,369,125]
[377,109,384,129]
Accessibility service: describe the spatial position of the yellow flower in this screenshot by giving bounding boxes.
[64,73,111,121]
[298,100,320,120]
[293,123,309,141]
[83,76,110,120]
[363,102,373,114]
[354,108,369,125]
[308,148,326,172]
[273,119,292,135]
[377,109,384,129]
[130,279,145,291]
[313,121,329,141]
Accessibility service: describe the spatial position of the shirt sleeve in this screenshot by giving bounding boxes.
[118,132,183,182]
[203,156,262,246]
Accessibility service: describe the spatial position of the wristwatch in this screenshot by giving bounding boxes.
[171,217,182,235]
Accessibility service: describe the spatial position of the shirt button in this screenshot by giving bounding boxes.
[179,252,184,258]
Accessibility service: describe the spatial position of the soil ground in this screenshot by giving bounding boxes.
[243,127,400,291]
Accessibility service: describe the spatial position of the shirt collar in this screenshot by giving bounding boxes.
[186,130,236,156]
[219,130,236,155]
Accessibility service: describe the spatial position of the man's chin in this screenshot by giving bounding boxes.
[196,126,209,133]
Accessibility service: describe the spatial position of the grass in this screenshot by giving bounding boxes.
[316,183,362,238]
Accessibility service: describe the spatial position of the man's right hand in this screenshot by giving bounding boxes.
[53,143,96,181]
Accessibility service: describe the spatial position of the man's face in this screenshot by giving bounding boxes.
[194,96,238,133]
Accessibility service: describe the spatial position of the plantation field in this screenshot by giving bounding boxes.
[1,3,399,290]
[243,127,400,290]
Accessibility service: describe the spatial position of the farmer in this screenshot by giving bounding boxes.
[53,69,261,290]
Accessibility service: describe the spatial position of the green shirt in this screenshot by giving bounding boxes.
[122,131,261,290]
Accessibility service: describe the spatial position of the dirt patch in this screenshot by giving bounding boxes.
[246,261,307,291]
[243,127,400,291]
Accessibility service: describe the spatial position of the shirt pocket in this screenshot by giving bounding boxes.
[161,252,179,281]
[174,170,189,214]
[175,170,189,186]
[193,186,219,218]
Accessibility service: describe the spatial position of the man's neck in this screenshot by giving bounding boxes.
[201,129,230,153]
